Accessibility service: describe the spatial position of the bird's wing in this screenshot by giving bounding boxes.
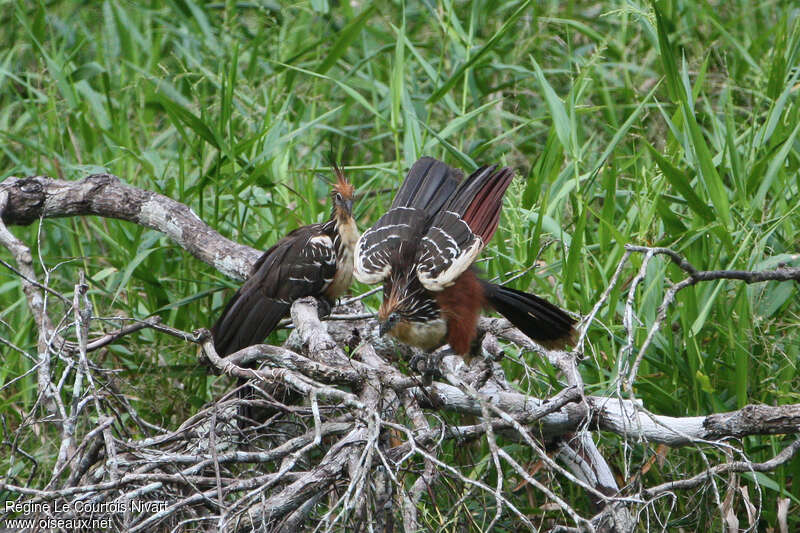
[389,156,463,213]
[211,225,336,356]
[353,206,424,285]
[354,157,463,285]
[283,231,338,299]
[416,165,514,291]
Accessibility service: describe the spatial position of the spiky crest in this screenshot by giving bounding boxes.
[331,162,355,200]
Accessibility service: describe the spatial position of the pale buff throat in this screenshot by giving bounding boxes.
[389,318,447,351]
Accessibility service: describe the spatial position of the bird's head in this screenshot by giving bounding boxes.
[330,163,355,220]
[378,310,401,337]
[378,296,403,338]
[377,277,415,338]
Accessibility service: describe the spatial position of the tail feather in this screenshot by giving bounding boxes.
[444,165,495,214]
[481,280,576,349]
[211,241,294,357]
[391,157,463,215]
[461,167,514,242]
[211,286,290,426]
[211,287,290,357]
[443,165,514,243]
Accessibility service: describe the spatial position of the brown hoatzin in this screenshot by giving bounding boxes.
[354,157,575,360]
[211,167,358,418]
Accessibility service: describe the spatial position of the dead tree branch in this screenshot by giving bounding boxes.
[1,174,260,280]
[1,173,798,532]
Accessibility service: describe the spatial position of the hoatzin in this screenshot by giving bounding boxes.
[211,167,358,417]
[354,157,575,361]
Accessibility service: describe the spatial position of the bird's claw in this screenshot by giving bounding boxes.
[316,298,333,318]
[470,358,493,389]
[408,352,424,372]
[409,351,443,386]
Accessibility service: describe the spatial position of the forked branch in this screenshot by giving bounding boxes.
[1,173,798,532]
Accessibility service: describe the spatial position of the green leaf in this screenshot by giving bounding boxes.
[529,55,572,157]
[69,62,105,82]
[563,206,585,298]
[682,103,731,228]
[654,4,731,228]
[653,5,683,103]
[418,120,477,171]
[423,99,500,152]
[755,122,800,206]
[428,0,534,103]
[588,81,660,183]
[112,246,161,306]
[757,65,800,147]
[154,93,220,150]
[690,231,751,336]
[646,143,715,223]
[149,288,220,316]
[390,19,405,138]
[695,370,715,393]
[275,61,387,125]
[317,6,376,74]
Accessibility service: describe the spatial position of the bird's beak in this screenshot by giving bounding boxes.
[378,320,390,337]
[344,199,353,215]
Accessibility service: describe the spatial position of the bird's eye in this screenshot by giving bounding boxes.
[335,193,343,202]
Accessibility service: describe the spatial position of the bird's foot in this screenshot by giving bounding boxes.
[425,386,445,409]
[316,297,333,319]
[408,352,425,373]
[469,357,493,390]
[409,351,444,386]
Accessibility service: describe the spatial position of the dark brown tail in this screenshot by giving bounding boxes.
[391,156,463,215]
[211,285,290,426]
[481,280,576,349]
[211,283,290,358]
[445,165,514,243]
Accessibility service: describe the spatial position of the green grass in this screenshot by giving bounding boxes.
[1,0,799,529]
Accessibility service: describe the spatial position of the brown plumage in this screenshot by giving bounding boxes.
[211,166,358,420]
[356,157,576,360]
[435,269,486,355]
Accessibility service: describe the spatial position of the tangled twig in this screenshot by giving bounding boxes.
[1,174,798,532]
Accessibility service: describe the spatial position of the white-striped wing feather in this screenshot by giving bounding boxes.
[416,210,484,291]
[354,206,424,285]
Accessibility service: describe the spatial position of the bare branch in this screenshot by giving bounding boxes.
[0,175,260,280]
[0,190,62,411]
[3,175,798,532]
[624,245,800,283]
[644,439,800,497]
